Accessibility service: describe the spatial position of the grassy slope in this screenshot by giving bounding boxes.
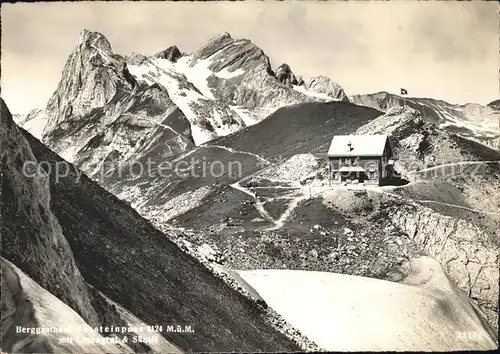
[172,184,270,230]
[216,101,384,158]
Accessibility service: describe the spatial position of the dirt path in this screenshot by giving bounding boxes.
[229,179,313,230]
[229,161,500,232]
[207,145,271,164]
[416,200,498,215]
[411,160,500,174]
[265,193,309,231]
[230,182,276,224]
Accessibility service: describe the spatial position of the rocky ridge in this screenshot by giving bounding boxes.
[26,30,348,168]
[352,92,500,149]
[304,75,349,102]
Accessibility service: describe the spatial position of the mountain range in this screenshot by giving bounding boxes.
[17,30,499,167]
[3,29,500,352]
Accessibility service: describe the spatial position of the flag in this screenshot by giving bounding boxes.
[400,88,408,95]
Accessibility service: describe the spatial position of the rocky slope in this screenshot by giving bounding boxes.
[386,202,498,329]
[1,98,312,352]
[1,100,101,329]
[352,92,500,149]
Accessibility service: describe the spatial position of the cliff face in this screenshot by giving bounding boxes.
[1,97,306,352]
[1,99,101,328]
[387,202,498,332]
[43,30,137,136]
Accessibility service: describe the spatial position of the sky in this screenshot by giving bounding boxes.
[1,0,498,114]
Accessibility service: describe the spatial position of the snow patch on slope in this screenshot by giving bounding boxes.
[212,109,234,135]
[128,55,253,145]
[238,257,497,352]
[126,64,156,85]
[1,258,130,353]
[216,67,245,79]
[174,56,216,99]
[128,59,215,145]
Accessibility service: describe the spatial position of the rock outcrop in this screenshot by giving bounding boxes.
[305,75,349,102]
[43,30,137,136]
[274,63,302,87]
[153,45,183,62]
[1,99,100,328]
[388,203,499,332]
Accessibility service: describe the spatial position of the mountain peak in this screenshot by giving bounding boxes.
[487,99,500,110]
[213,32,233,41]
[43,29,134,136]
[192,32,235,61]
[274,63,303,87]
[153,45,183,62]
[276,63,292,72]
[305,75,349,102]
[77,29,112,52]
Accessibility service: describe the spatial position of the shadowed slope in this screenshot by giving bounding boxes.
[1,98,303,352]
[20,126,302,353]
[215,101,384,159]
